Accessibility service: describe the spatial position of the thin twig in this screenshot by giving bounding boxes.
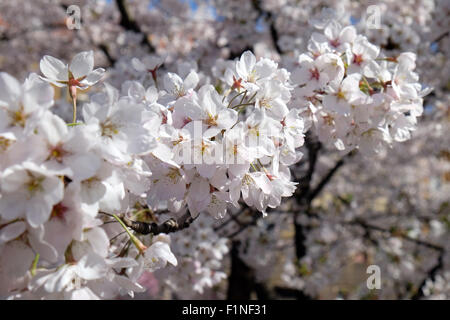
[214,210,249,232]
[348,219,443,251]
[110,231,127,244]
[115,0,155,52]
[433,30,449,43]
[251,0,283,54]
[411,250,444,299]
[307,152,354,202]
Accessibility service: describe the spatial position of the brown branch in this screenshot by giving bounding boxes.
[115,0,155,52]
[432,30,449,43]
[296,133,322,197]
[98,43,116,65]
[292,133,321,260]
[227,241,254,299]
[411,250,444,299]
[307,151,354,202]
[106,211,196,236]
[274,286,313,299]
[214,209,249,232]
[225,212,260,239]
[251,0,283,54]
[348,218,444,251]
[226,240,274,300]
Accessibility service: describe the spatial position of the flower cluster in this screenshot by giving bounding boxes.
[289,21,431,155]
[137,49,305,218]
[0,53,175,299]
[0,17,431,299]
[154,214,229,298]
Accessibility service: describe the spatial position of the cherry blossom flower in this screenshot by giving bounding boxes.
[0,162,64,227]
[39,51,105,90]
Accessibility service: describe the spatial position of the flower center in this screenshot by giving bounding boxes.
[49,144,69,163]
[336,89,346,100]
[101,120,119,138]
[205,113,218,126]
[51,202,69,219]
[0,136,13,152]
[259,98,272,109]
[309,68,320,81]
[167,168,181,183]
[242,174,254,186]
[231,76,243,91]
[9,106,28,128]
[174,85,186,98]
[353,54,364,66]
[322,114,334,126]
[26,174,45,196]
[330,39,340,48]
[247,70,257,83]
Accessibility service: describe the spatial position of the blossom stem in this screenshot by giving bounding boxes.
[72,96,77,123]
[109,230,127,243]
[362,76,374,94]
[67,122,84,127]
[248,91,257,103]
[30,253,40,276]
[112,214,147,254]
[222,88,232,103]
[227,90,247,108]
[0,219,20,230]
[257,159,265,170]
[232,102,255,109]
[150,70,159,90]
[239,90,248,105]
